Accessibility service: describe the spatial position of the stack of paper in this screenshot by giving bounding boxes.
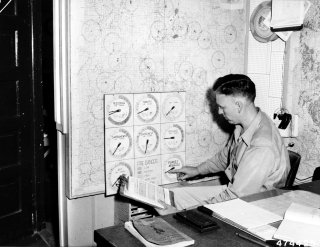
[264,1,311,41]
[204,198,283,230]
[203,198,283,241]
[270,0,306,31]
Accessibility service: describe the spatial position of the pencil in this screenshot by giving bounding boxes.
[165,167,175,173]
[236,233,269,247]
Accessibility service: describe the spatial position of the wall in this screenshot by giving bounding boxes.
[62,1,320,246]
[67,195,114,246]
[64,0,246,246]
[286,1,320,181]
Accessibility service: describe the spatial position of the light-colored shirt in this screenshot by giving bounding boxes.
[197,109,291,204]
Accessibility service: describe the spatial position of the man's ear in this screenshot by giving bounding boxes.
[235,101,243,113]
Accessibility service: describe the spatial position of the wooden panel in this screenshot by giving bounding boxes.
[0,131,19,168]
[0,178,21,218]
[0,213,22,244]
[0,81,19,118]
[0,30,16,67]
[0,0,44,244]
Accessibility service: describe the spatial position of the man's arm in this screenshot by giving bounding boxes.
[205,145,276,204]
[170,142,230,181]
[197,142,230,175]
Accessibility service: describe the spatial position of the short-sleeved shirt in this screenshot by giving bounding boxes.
[197,109,291,204]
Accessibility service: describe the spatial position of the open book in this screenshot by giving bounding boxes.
[270,0,307,31]
[119,175,175,209]
[273,203,320,246]
[125,217,194,247]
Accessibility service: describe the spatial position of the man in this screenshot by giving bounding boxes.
[157,74,290,215]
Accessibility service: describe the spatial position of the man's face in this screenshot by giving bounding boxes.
[216,94,239,125]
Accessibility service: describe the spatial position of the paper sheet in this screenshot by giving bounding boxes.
[271,0,305,28]
[249,225,278,241]
[250,190,320,217]
[204,198,282,229]
[275,219,320,247]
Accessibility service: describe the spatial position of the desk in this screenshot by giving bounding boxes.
[94,180,320,247]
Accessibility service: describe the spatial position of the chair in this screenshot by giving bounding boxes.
[285,150,301,187]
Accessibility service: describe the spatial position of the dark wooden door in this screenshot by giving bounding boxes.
[0,0,44,244]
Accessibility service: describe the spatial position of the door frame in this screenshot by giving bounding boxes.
[31,0,46,233]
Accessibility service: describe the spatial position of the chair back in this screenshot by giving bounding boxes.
[285,150,301,187]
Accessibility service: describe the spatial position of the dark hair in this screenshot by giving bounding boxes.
[212,74,256,102]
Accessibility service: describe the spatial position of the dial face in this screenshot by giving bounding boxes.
[108,162,133,192]
[107,95,132,125]
[162,93,184,121]
[163,154,184,182]
[108,129,132,158]
[136,126,159,155]
[163,124,184,152]
[136,94,159,123]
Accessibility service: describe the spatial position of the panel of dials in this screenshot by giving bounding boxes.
[105,92,186,195]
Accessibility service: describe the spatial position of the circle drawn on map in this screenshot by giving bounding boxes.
[193,68,207,86]
[214,128,228,145]
[211,51,225,69]
[198,129,212,147]
[107,94,132,125]
[162,92,184,121]
[250,1,278,43]
[188,21,202,40]
[151,21,166,41]
[198,31,212,49]
[94,0,114,16]
[114,76,132,93]
[108,162,133,192]
[140,77,161,92]
[186,116,197,134]
[108,128,132,158]
[224,25,237,43]
[90,98,104,120]
[82,20,101,43]
[139,58,156,78]
[104,33,122,53]
[172,17,188,39]
[135,94,159,123]
[179,62,193,80]
[88,126,103,147]
[163,124,184,152]
[163,154,184,182]
[124,0,140,12]
[108,51,127,71]
[157,0,174,17]
[136,126,159,155]
[96,73,114,93]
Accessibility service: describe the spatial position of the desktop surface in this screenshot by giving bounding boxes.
[94,180,320,247]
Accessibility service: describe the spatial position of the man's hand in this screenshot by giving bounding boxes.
[169,166,200,181]
[155,200,179,216]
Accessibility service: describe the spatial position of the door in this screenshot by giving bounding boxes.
[0,0,44,244]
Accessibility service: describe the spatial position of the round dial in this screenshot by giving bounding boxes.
[136,94,159,123]
[136,126,159,155]
[162,93,184,121]
[108,162,133,192]
[107,95,132,125]
[108,128,132,158]
[163,124,184,152]
[163,154,184,182]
